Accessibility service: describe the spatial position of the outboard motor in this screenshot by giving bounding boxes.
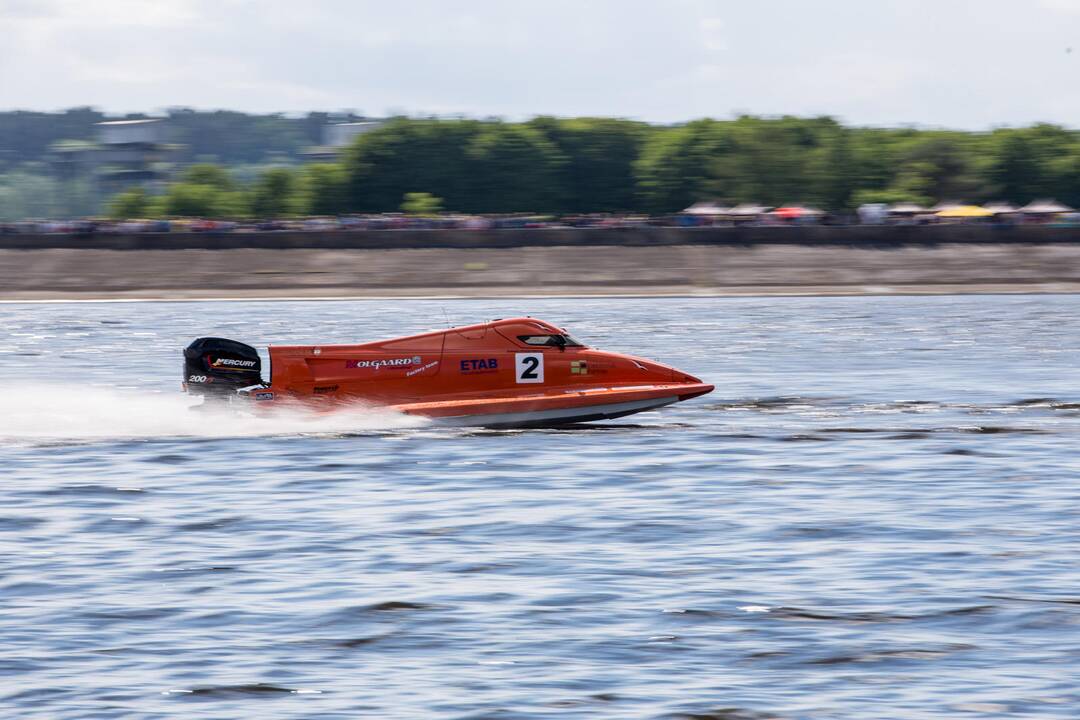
[183,337,264,404]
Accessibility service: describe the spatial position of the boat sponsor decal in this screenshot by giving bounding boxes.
[407,360,439,377]
[345,356,421,369]
[570,360,588,375]
[460,358,499,374]
[515,353,544,384]
[255,392,274,401]
[207,355,258,371]
[313,385,339,394]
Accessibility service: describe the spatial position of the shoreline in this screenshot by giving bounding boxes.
[4,283,1080,303]
[5,242,1080,302]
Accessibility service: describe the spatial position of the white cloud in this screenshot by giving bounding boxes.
[1,0,1079,127]
[72,0,199,27]
[1040,0,1080,13]
[4,0,199,26]
[700,17,726,52]
[0,0,56,19]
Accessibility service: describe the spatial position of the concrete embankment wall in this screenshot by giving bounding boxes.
[4,226,1080,300]
[3,224,1080,251]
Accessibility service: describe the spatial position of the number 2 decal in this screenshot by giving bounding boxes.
[515,353,544,383]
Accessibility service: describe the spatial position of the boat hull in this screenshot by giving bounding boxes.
[432,396,680,427]
[393,382,712,428]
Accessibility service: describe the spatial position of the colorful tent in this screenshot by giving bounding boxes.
[771,206,824,219]
[728,204,772,216]
[888,202,927,214]
[1020,199,1074,214]
[682,202,730,215]
[936,205,995,218]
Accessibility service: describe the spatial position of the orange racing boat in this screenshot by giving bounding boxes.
[183,318,713,427]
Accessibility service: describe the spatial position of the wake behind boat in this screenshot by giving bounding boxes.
[182,318,713,427]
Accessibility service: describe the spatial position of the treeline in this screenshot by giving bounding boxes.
[340,116,1080,214]
[7,112,1080,217]
[109,116,1080,218]
[108,164,346,220]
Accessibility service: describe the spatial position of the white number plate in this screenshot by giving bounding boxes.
[515,353,544,384]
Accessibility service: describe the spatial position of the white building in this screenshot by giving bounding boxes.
[323,121,384,149]
[92,119,175,197]
[97,119,167,146]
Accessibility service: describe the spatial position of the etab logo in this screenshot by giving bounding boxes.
[460,358,499,374]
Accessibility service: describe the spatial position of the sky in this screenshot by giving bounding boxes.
[2,0,1080,128]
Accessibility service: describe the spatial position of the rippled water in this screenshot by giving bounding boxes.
[2,295,1080,719]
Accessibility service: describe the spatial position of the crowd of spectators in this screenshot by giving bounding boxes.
[0,213,668,235]
[2,202,1079,235]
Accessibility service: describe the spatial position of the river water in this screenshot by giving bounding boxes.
[2,295,1078,719]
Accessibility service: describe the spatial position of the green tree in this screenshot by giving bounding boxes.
[108,187,150,219]
[527,117,648,213]
[809,121,856,210]
[344,117,483,212]
[251,168,302,217]
[401,192,444,216]
[299,163,348,215]
[727,116,813,206]
[984,125,1077,204]
[1049,148,1080,208]
[464,123,566,213]
[159,183,248,218]
[850,188,930,207]
[891,133,981,202]
[634,121,720,213]
[179,163,236,191]
[161,183,218,217]
[0,170,59,220]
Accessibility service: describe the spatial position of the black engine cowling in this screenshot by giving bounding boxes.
[183,337,264,399]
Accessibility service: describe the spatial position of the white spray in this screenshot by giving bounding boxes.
[0,383,427,444]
